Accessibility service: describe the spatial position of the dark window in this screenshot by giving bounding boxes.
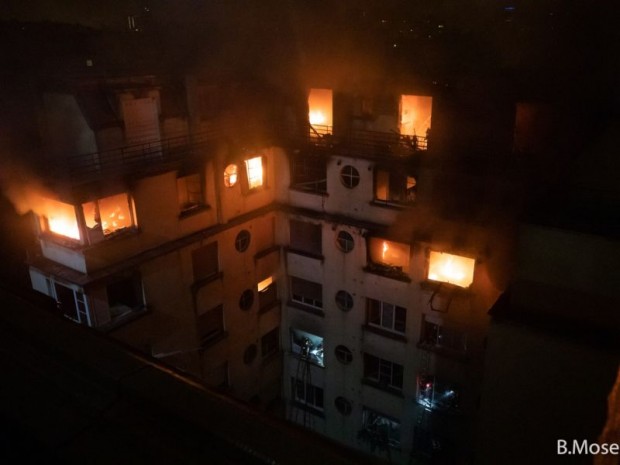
[198,305,224,345]
[289,220,322,256]
[261,327,280,358]
[239,289,254,310]
[192,242,218,281]
[340,165,360,188]
[335,396,353,415]
[291,378,324,411]
[235,230,251,252]
[258,277,277,309]
[367,298,406,333]
[290,277,323,309]
[291,152,327,193]
[336,231,354,253]
[177,172,204,213]
[243,344,258,364]
[55,283,85,323]
[335,290,354,311]
[361,407,401,448]
[107,276,144,320]
[363,353,404,390]
[335,345,353,364]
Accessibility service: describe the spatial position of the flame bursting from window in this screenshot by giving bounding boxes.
[44,199,80,240]
[428,251,475,288]
[308,88,333,135]
[82,193,133,236]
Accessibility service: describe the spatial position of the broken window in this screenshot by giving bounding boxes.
[368,238,410,275]
[177,172,204,213]
[244,156,265,190]
[308,88,333,136]
[291,328,324,367]
[106,275,144,320]
[192,242,218,281]
[261,327,280,358]
[41,198,80,240]
[363,353,404,390]
[375,169,417,204]
[54,282,89,325]
[367,298,406,334]
[291,378,324,411]
[417,374,460,412]
[198,304,224,345]
[360,407,401,449]
[224,164,238,187]
[257,276,277,310]
[289,220,322,256]
[82,193,137,242]
[290,276,323,310]
[427,251,475,288]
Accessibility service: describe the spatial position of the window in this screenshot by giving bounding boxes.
[334,396,352,415]
[244,156,265,189]
[291,328,324,367]
[289,220,322,256]
[360,407,401,449]
[375,169,417,204]
[177,172,204,213]
[291,152,327,192]
[427,251,475,288]
[308,88,333,136]
[54,283,89,325]
[235,230,251,252]
[340,165,360,188]
[399,94,432,141]
[336,231,354,253]
[335,290,354,311]
[244,344,258,364]
[261,327,279,358]
[417,374,460,412]
[41,198,80,240]
[367,298,406,334]
[82,193,137,241]
[368,238,410,272]
[224,164,238,187]
[291,378,324,412]
[257,276,277,309]
[197,305,224,345]
[238,289,254,311]
[363,353,404,390]
[107,276,144,320]
[192,242,218,281]
[335,345,353,364]
[419,316,468,354]
[290,277,323,310]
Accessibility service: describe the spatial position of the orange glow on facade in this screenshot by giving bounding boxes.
[308,88,333,135]
[245,157,264,189]
[428,251,475,288]
[45,199,80,239]
[400,95,432,137]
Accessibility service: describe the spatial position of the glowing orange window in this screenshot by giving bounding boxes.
[427,251,475,288]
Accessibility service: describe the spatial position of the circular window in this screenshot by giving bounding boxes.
[336,231,354,253]
[335,396,353,416]
[243,344,257,364]
[340,165,360,189]
[224,164,238,187]
[335,345,353,364]
[235,230,251,252]
[335,290,354,311]
[239,289,254,310]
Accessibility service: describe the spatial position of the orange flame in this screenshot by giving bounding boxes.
[44,199,80,240]
[428,251,475,288]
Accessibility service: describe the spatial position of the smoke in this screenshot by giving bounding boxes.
[0,157,54,217]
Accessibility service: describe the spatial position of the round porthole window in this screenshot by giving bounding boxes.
[335,345,353,364]
[224,164,238,187]
[335,290,354,311]
[340,165,360,188]
[235,230,251,252]
[243,344,257,364]
[239,289,254,310]
[336,231,354,253]
[335,396,353,416]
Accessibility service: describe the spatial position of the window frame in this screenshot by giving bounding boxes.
[366,298,407,334]
[336,230,355,253]
[261,327,280,359]
[177,171,206,214]
[291,378,325,412]
[340,165,360,189]
[290,276,323,310]
[197,304,225,346]
[363,353,404,391]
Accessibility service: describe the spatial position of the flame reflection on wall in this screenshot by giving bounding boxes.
[44,198,80,240]
[428,251,475,288]
[308,88,333,135]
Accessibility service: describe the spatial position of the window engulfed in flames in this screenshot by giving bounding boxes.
[428,251,475,288]
[82,193,134,236]
[244,157,264,189]
[369,238,410,272]
[308,88,333,135]
[400,95,432,137]
[44,199,80,240]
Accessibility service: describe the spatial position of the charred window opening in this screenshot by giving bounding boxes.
[197,304,224,346]
[224,164,238,187]
[290,152,327,193]
[244,156,265,190]
[367,298,406,334]
[289,220,322,256]
[427,251,475,288]
[291,378,324,412]
[290,276,323,310]
[360,407,401,449]
[308,88,333,136]
[82,193,137,243]
[106,275,144,320]
[177,172,204,213]
[257,276,277,310]
[366,238,410,280]
[54,283,89,325]
[363,353,404,391]
[375,169,417,205]
[291,328,324,367]
[261,327,280,359]
[192,242,218,281]
[417,375,460,412]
